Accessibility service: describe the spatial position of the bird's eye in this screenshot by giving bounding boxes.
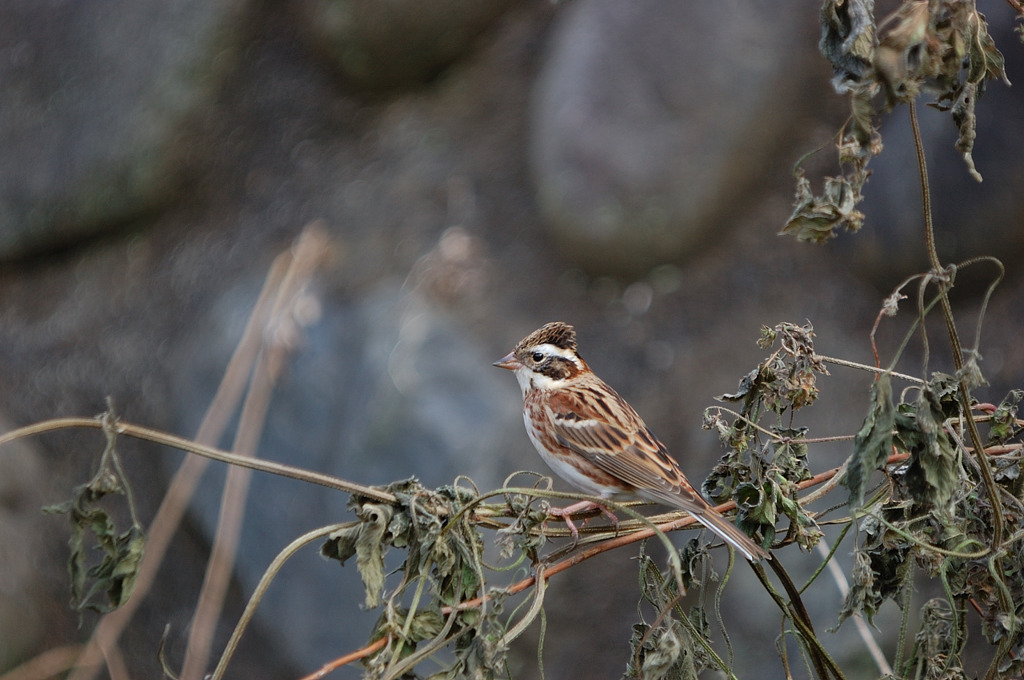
[531,351,544,363]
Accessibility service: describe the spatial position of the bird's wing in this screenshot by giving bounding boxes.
[544,383,770,561]
[542,385,700,506]
[542,384,770,562]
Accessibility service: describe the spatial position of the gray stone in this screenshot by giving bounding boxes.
[530,0,816,274]
[0,0,251,259]
[0,426,53,669]
[298,0,520,90]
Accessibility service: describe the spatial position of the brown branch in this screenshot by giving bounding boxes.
[302,448,930,676]
[308,458,875,675]
[765,556,844,679]
[296,636,389,680]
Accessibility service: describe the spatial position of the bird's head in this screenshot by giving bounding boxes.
[493,322,587,393]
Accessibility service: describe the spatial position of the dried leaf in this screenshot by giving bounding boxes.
[905,599,963,678]
[956,348,987,390]
[807,0,1011,239]
[321,504,390,609]
[772,430,812,484]
[717,368,759,405]
[835,535,911,628]
[899,386,958,509]
[845,374,895,506]
[819,0,877,92]
[874,1,931,105]
[951,82,983,181]
[963,5,1009,85]
[627,620,699,680]
[351,505,389,609]
[320,523,360,564]
[989,389,1024,443]
[404,609,446,643]
[42,427,145,620]
[781,170,867,243]
[736,481,774,527]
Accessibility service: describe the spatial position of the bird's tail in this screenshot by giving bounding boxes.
[689,504,770,562]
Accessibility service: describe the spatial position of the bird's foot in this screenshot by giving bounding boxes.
[548,501,620,547]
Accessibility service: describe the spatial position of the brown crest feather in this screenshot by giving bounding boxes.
[516,322,577,354]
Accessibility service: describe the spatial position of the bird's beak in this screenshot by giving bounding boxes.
[492,352,521,370]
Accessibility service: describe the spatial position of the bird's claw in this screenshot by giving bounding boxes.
[547,500,619,547]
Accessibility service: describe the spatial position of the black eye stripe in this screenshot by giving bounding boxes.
[538,356,577,380]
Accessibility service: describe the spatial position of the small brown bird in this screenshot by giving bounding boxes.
[494,322,769,562]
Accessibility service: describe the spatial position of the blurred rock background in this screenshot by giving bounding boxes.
[1,0,1022,678]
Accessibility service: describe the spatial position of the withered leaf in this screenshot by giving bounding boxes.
[819,0,876,92]
[43,485,147,618]
[989,389,1024,443]
[899,386,958,509]
[782,171,866,243]
[628,620,699,680]
[42,433,145,620]
[321,503,391,608]
[845,374,896,506]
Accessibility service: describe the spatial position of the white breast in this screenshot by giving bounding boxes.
[522,409,617,498]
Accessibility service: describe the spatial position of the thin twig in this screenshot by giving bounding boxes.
[817,541,891,675]
[816,355,924,385]
[0,417,397,504]
[209,524,348,680]
[182,225,330,680]
[909,101,1004,561]
[65,221,294,680]
[308,449,926,674]
[910,102,939,276]
[296,637,388,680]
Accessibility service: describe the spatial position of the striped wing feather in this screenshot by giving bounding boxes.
[543,385,696,501]
[542,384,769,561]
